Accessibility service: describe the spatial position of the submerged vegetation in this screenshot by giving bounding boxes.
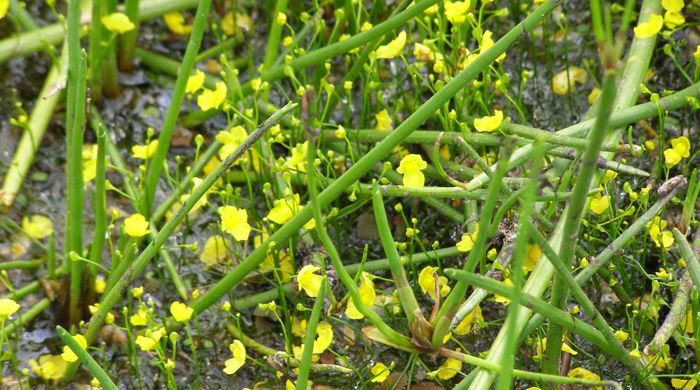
[0,0,700,388]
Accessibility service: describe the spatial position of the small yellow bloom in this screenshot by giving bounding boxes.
[568,367,602,390]
[396,154,427,188]
[664,11,685,29]
[634,14,663,39]
[267,193,315,229]
[480,30,505,62]
[0,0,8,19]
[360,22,373,32]
[671,136,691,158]
[345,272,376,319]
[197,81,228,111]
[473,110,504,132]
[129,306,148,326]
[221,12,254,36]
[671,378,698,390]
[457,230,478,253]
[375,31,407,59]
[250,78,262,91]
[588,87,601,104]
[655,267,670,280]
[375,109,393,130]
[200,235,227,266]
[224,339,246,375]
[60,334,87,363]
[22,215,54,239]
[551,66,588,95]
[218,206,251,241]
[313,321,333,353]
[534,337,578,361]
[370,362,391,383]
[124,213,149,238]
[590,195,610,215]
[102,13,135,34]
[163,11,193,35]
[170,301,194,323]
[135,335,157,351]
[275,12,287,25]
[418,266,450,300]
[0,298,19,319]
[664,148,682,168]
[297,264,324,297]
[335,125,346,139]
[94,276,106,294]
[185,69,205,94]
[131,139,159,160]
[29,355,68,381]
[614,330,629,342]
[453,305,483,335]
[413,42,435,62]
[435,354,463,380]
[284,141,309,173]
[662,0,684,13]
[82,144,98,183]
[523,244,542,272]
[216,125,248,160]
[445,1,471,25]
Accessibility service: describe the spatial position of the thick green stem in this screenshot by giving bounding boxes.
[118,0,140,71]
[296,282,325,390]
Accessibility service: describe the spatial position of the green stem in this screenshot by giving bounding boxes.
[296,282,325,390]
[88,122,108,278]
[56,326,118,390]
[142,0,212,215]
[118,0,140,71]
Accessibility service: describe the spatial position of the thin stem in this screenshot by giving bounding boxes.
[296,283,325,390]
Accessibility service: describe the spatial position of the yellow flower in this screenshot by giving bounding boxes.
[221,12,254,36]
[682,308,694,333]
[124,213,149,237]
[297,264,324,297]
[216,125,248,160]
[135,335,157,351]
[313,321,333,353]
[218,206,251,241]
[360,22,373,32]
[370,362,391,383]
[345,272,376,319]
[60,334,87,363]
[551,66,588,95]
[664,11,685,29]
[284,141,308,173]
[534,337,578,362]
[375,109,393,130]
[568,367,602,390]
[590,195,610,215]
[662,0,684,12]
[170,301,194,323]
[523,244,542,272]
[664,148,682,168]
[480,30,505,62]
[648,217,674,248]
[200,235,227,266]
[413,42,435,62]
[453,305,483,335]
[634,14,663,39]
[0,298,19,319]
[445,1,471,25]
[473,110,504,132]
[588,87,601,104]
[163,11,193,35]
[131,139,159,159]
[614,330,629,342]
[396,154,427,188]
[457,231,477,252]
[102,12,135,34]
[0,0,8,19]
[275,12,287,25]
[655,267,670,280]
[375,31,406,59]
[185,69,205,94]
[267,193,315,229]
[129,305,149,326]
[197,81,227,111]
[29,355,68,381]
[671,136,691,158]
[671,378,698,390]
[94,276,106,294]
[224,340,246,375]
[418,266,451,300]
[22,215,53,239]
[435,354,463,380]
[82,144,98,182]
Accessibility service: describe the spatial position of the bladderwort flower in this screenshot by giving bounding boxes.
[589,194,610,215]
[163,11,193,35]
[197,81,227,111]
[124,213,149,238]
[200,235,227,266]
[102,12,135,34]
[0,298,19,320]
[633,14,663,39]
[170,301,194,323]
[375,109,393,130]
[224,340,246,375]
[132,139,159,160]
[664,136,691,168]
[296,264,324,298]
[60,334,87,363]
[216,125,248,161]
[370,362,391,383]
[21,215,53,239]
[396,154,427,188]
[375,31,406,59]
[267,193,315,229]
[473,110,504,132]
[218,206,252,241]
[185,69,205,95]
[418,266,451,300]
[345,272,376,320]
[551,66,588,95]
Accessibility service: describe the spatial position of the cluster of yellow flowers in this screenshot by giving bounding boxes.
[633,0,686,39]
